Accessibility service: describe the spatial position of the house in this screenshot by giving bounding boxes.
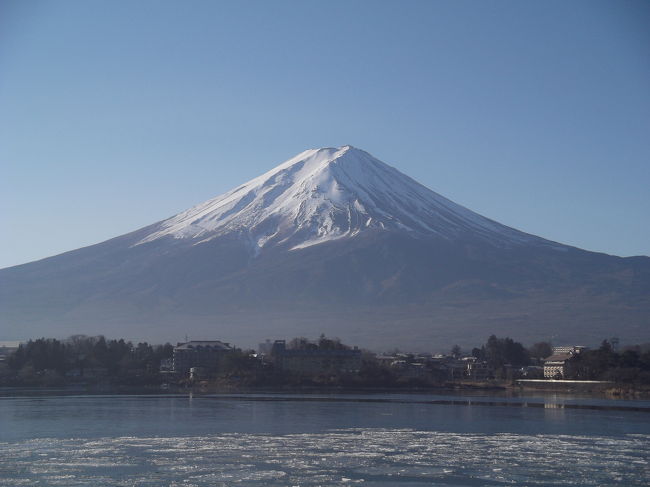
[189,367,207,380]
[270,340,361,375]
[441,357,467,380]
[172,340,233,375]
[519,365,544,379]
[389,359,428,378]
[465,357,490,380]
[0,341,20,363]
[159,358,174,373]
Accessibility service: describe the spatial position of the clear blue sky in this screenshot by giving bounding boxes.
[1,0,648,268]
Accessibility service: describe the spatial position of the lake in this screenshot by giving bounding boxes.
[1,390,649,485]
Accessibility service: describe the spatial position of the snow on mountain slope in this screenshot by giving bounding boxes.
[137,146,560,252]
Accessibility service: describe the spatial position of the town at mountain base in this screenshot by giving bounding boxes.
[1,146,649,349]
[2,335,649,397]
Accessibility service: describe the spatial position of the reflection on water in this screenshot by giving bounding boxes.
[1,392,649,486]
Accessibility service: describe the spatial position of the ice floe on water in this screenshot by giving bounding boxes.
[1,429,649,486]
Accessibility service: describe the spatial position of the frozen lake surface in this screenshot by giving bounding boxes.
[1,391,649,485]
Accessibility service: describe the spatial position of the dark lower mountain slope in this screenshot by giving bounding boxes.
[1,227,648,350]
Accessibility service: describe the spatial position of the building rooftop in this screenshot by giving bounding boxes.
[276,348,360,356]
[544,353,574,363]
[174,340,232,351]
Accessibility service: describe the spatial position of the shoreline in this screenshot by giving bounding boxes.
[2,386,650,414]
[2,380,650,400]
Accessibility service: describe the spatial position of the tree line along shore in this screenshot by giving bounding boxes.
[1,334,649,392]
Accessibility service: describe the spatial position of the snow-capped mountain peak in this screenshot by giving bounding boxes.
[136,146,555,251]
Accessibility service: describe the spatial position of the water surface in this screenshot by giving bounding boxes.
[1,391,648,485]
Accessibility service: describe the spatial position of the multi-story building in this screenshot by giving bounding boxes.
[552,345,587,355]
[270,340,362,375]
[173,340,233,375]
[543,346,586,379]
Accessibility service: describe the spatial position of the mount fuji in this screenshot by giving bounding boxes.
[135,146,556,252]
[1,146,649,350]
